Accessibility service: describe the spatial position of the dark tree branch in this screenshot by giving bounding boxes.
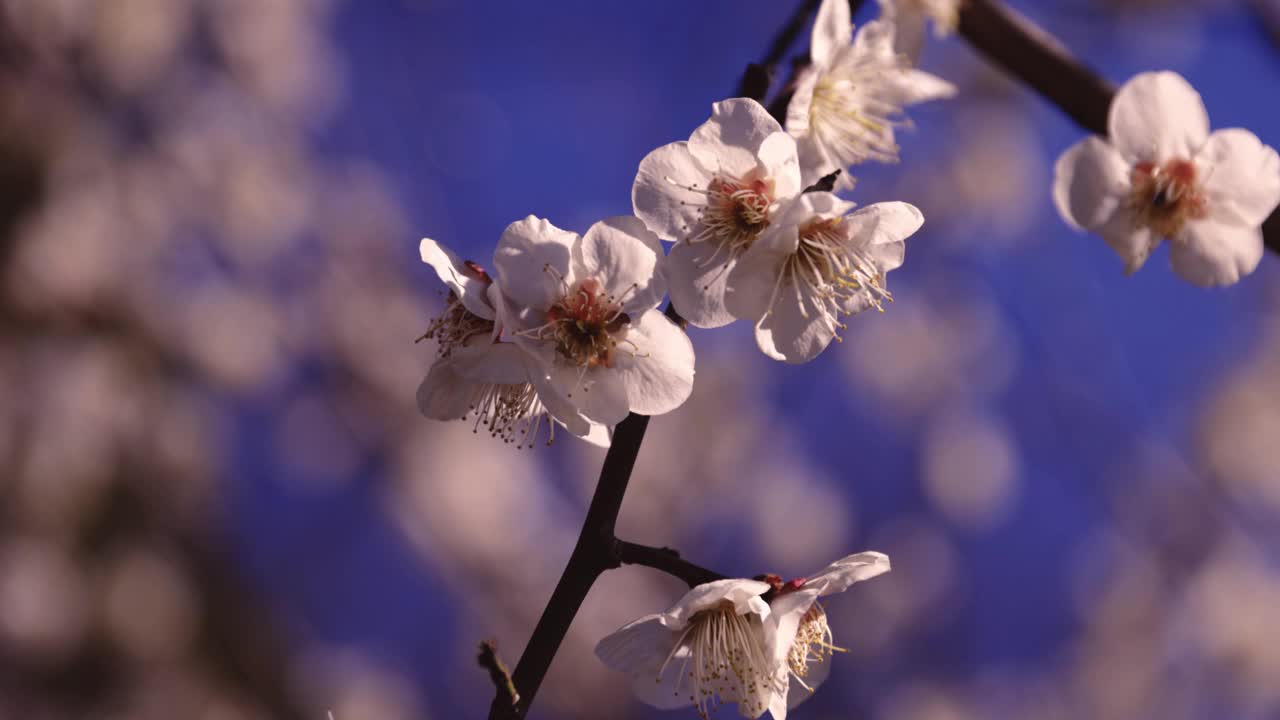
[957,0,1280,253]
[613,540,726,588]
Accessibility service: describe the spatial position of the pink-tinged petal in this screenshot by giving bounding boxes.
[688,98,786,180]
[416,359,474,421]
[1053,136,1129,231]
[758,131,803,199]
[660,579,773,628]
[420,238,495,320]
[1108,71,1209,164]
[725,226,799,329]
[493,215,578,311]
[594,615,693,711]
[577,216,667,313]
[633,141,711,243]
[667,240,739,329]
[811,0,852,68]
[754,280,841,364]
[1196,128,1280,227]
[613,309,695,417]
[802,552,891,597]
[1095,209,1157,275]
[1169,220,1264,287]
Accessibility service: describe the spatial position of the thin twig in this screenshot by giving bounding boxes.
[477,641,520,708]
[613,540,726,587]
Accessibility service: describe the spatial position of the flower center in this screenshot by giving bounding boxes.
[660,602,776,719]
[543,277,630,369]
[763,216,891,338]
[786,602,845,690]
[468,381,557,448]
[670,170,775,260]
[418,293,494,358]
[810,65,904,165]
[1128,158,1207,238]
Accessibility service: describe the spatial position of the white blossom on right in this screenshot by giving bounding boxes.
[786,0,956,188]
[725,192,922,363]
[1053,71,1280,287]
[876,0,960,61]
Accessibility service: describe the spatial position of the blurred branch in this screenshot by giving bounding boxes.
[613,540,726,587]
[957,0,1280,253]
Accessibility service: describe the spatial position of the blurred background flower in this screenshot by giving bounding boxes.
[0,1,1278,719]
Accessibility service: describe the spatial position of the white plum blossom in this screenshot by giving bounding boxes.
[876,0,960,61]
[633,98,802,328]
[594,578,781,719]
[725,192,922,363]
[1053,71,1280,287]
[760,552,891,716]
[595,553,890,719]
[416,238,606,447]
[786,0,956,188]
[494,215,695,426]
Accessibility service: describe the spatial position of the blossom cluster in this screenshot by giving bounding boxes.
[416,0,950,448]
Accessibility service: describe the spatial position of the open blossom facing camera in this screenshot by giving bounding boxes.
[494,215,695,426]
[1054,71,1280,286]
[416,238,606,448]
[787,0,956,188]
[726,193,922,363]
[633,98,802,328]
[595,553,890,719]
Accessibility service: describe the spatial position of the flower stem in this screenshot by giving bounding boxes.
[956,0,1280,252]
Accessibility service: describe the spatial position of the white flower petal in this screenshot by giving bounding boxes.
[885,67,958,105]
[1095,209,1157,275]
[758,131,804,199]
[579,420,613,448]
[594,615,693,711]
[1170,220,1264,287]
[547,360,631,426]
[524,358,595,439]
[843,201,923,267]
[633,141,710,242]
[802,552,891,596]
[451,341,529,385]
[879,0,928,62]
[725,226,799,332]
[493,215,578,311]
[1196,128,1280,227]
[754,281,840,364]
[1052,136,1130,231]
[666,239,739,329]
[420,237,495,320]
[688,98,786,180]
[785,67,820,138]
[416,358,474,421]
[612,309,695,417]
[763,588,821,720]
[1108,71,1209,163]
[576,216,667,313]
[811,0,852,68]
[660,579,772,628]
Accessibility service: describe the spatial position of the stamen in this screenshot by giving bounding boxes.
[660,603,779,719]
[418,293,494,358]
[786,602,845,687]
[465,381,557,448]
[1127,158,1207,239]
[670,172,776,266]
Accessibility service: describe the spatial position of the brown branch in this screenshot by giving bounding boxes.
[957,0,1280,253]
[613,540,726,587]
[477,641,519,709]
